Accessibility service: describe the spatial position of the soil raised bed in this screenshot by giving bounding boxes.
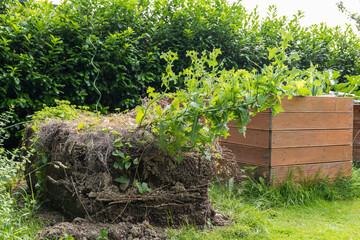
[24,117,220,238]
[220,96,353,184]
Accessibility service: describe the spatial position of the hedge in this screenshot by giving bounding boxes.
[1,0,360,145]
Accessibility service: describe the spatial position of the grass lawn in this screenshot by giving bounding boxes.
[265,199,360,239]
[167,179,360,240]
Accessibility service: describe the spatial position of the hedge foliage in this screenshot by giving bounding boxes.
[1,0,360,144]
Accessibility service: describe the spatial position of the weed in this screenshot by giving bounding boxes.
[239,166,360,208]
[31,100,93,123]
[0,109,41,239]
[96,228,109,240]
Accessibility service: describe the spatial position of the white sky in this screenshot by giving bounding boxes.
[49,0,360,31]
[238,0,360,31]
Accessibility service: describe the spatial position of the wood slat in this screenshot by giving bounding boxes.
[353,147,360,152]
[271,112,353,130]
[280,96,353,112]
[271,129,352,148]
[221,128,270,148]
[220,142,270,167]
[353,154,360,163]
[354,105,360,113]
[353,105,360,162]
[353,149,360,161]
[352,120,360,127]
[271,146,352,166]
[354,115,360,119]
[270,161,352,183]
[227,113,270,130]
[353,151,360,157]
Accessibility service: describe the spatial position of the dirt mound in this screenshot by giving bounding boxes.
[25,120,216,230]
[39,219,164,240]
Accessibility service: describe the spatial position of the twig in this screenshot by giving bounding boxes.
[138,203,186,208]
[46,176,61,185]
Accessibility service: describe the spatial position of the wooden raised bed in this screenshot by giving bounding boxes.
[353,102,360,163]
[220,96,353,184]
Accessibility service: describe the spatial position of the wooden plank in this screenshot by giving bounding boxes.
[272,112,353,130]
[228,113,270,130]
[353,147,360,152]
[353,119,360,125]
[354,105,360,113]
[270,161,353,183]
[353,125,360,130]
[221,128,270,148]
[353,150,360,157]
[353,121,360,129]
[353,156,360,162]
[280,96,353,112]
[271,129,352,148]
[271,146,352,166]
[220,142,270,167]
[353,148,360,162]
[353,105,360,162]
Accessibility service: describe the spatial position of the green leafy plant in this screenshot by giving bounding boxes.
[135,180,152,194]
[0,109,40,239]
[111,132,149,194]
[60,233,75,240]
[0,108,31,193]
[331,74,360,98]
[32,100,91,122]
[136,33,333,161]
[96,228,109,240]
[112,134,136,185]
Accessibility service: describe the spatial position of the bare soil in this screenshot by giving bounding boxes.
[38,215,164,240]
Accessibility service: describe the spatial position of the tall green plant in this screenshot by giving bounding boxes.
[0,109,40,239]
[136,33,331,160]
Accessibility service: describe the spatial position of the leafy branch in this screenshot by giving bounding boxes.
[136,33,331,161]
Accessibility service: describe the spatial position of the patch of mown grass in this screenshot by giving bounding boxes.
[265,199,360,239]
[167,166,360,239]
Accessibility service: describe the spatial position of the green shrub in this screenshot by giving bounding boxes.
[1,0,360,146]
